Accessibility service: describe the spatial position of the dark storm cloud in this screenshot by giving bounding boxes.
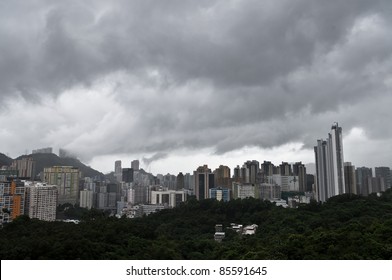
[1,0,391,164]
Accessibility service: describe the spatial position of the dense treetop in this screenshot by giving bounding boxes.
[1,190,392,260]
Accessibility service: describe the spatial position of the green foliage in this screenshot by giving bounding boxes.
[1,192,392,260]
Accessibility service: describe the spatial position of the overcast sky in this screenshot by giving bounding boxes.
[1,0,391,175]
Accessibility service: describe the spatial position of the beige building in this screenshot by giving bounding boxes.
[11,157,35,179]
[43,166,80,205]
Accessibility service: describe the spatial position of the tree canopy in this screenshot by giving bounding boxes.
[1,190,392,260]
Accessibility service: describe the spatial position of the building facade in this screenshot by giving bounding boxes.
[43,166,80,205]
[344,162,357,194]
[314,123,345,202]
[26,182,58,221]
[209,187,231,202]
[0,180,25,225]
[80,189,94,209]
[11,157,35,179]
[375,167,391,190]
[194,165,215,200]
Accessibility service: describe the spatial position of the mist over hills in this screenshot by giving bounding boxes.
[1,152,104,179]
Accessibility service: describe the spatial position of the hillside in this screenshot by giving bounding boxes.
[0,153,13,167]
[16,153,104,179]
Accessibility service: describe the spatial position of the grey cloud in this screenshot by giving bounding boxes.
[142,152,168,167]
[0,0,391,167]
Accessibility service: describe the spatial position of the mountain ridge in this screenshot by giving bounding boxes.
[1,152,104,179]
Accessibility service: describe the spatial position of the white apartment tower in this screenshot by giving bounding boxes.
[27,182,58,221]
[314,123,345,202]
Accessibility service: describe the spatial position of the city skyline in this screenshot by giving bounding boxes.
[1,0,391,175]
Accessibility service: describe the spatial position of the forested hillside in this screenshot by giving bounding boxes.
[1,190,392,260]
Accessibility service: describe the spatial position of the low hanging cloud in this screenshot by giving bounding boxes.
[142,152,169,168]
[0,0,391,169]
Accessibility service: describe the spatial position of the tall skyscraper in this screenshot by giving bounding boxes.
[356,167,372,196]
[279,162,292,176]
[375,167,391,190]
[314,123,345,202]
[176,172,185,190]
[114,160,122,182]
[43,166,80,205]
[293,162,307,192]
[243,160,259,184]
[194,165,214,200]
[260,161,275,183]
[214,165,231,188]
[344,162,357,194]
[26,182,58,221]
[131,160,140,171]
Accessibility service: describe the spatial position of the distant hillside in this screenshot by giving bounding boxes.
[16,153,104,179]
[0,153,13,167]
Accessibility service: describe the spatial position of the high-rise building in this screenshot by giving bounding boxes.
[11,157,35,179]
[26,182,58,221]
[314,123,345,202]
[356,167,372,196]
[293,162,307,192]
[260,161,275,183]
[80,189,94,209]
[233,165,242,183]
[214,165,231,188]
[194,165,214,200]
[0,180,25,225]
[176,172,184,190]
[43,166,80,205]
[375,167,391,190]
[114,160,122,183]
[183,173,194,190]
[242,160,259,184]
[122,168,133,183]
[344,162,357,194]
[279,162,292,176]
[368,176,385,193]
[127,185,148,205]
[131,160,140,171]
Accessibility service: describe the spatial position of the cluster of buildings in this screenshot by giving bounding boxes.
[0,179,58,224]
[0,123,391,226]
[314,123,391,202]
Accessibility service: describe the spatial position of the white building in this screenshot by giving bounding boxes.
[26,182,58,222]
[268,175,299,192]
[232,182,256,199]
[314,123,345,202]
[150,189,187,208]
[80,189,94,209]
